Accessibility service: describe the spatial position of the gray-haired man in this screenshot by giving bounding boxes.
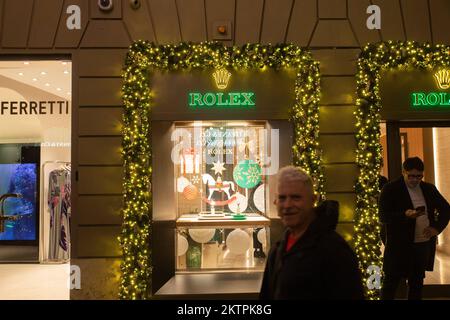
[260,166,364,299]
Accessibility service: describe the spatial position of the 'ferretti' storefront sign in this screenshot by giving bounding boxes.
[411,70,450,108]
[188,68,256,108]
[1,100,70,115]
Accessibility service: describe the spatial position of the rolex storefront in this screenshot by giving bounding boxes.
[351,41,450,294]
[0,0,448,301]
[121,43,323,298]
[378,66,450,289]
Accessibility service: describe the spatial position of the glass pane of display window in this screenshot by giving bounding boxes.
[176,226,269,271]
[173,121,271,271]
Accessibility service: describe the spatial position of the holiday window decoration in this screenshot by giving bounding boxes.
[120,41,325,299]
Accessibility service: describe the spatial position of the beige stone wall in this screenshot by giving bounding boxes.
[0,0,448,299]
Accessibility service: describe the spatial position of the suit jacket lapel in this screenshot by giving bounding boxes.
[399,177,414,209]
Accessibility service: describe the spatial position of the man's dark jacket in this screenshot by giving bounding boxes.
[379,177,450,275]
[259,200,364,300]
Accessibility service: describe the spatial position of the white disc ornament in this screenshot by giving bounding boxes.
[228,192,248,213]
[253,184,265,213]
[257,228,267,246]
[188,228,216,243]
[177,235,189,256]
[177,176,190,193]
[226,229,251,255]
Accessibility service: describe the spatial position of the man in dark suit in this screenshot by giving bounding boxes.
[379,157,450,300]
[379,158,389,245]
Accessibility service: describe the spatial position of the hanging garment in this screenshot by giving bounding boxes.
[48,166,71,261]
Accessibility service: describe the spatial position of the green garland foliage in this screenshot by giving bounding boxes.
[355,41,450,299]
[120,41,325,299]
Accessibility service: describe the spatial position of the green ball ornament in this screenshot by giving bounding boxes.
[233,159,262,189]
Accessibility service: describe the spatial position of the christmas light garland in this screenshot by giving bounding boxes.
[120,41,325,299]
[355,41,450,299]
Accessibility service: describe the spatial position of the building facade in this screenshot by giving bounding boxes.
[0,0,448,299]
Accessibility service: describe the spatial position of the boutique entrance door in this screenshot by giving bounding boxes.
[381,121,450,286]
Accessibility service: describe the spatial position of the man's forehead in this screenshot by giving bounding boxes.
[277,180,309,192]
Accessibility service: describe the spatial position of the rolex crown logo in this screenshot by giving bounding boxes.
[213,68,231,90]
[434,69,450,90]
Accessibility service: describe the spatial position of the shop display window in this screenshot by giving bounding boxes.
[174,121,270,271]
[0,163,38,241]
[0,144,40,242]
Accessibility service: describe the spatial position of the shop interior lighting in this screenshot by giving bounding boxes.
[192,121,214,127]
[225,122,250,127]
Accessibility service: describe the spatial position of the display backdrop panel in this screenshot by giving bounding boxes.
[0,144,40,243]
[0,163,38,240]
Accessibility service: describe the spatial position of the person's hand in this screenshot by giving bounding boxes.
[423,227,439,238]
[405,209,420,218]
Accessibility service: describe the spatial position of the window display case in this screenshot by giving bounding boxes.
[174,121,270,271]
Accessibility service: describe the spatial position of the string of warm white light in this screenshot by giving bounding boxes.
[355,41,450,300]
[120,41,325,299]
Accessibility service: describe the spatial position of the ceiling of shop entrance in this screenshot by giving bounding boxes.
[0,60,71,100]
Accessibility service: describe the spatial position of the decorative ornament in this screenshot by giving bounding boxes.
[257,228,267,246]
[186,245,201,268]
[211,160,226,175]
[228,192,248,213]
[233,159,262,189]
[183,184,198,200]
[238,140,256,154]
[177,235,189,256]
[202,173,235,200]
[202,195,236,206]
[253,184,265,213]
[191,175,200,185]
[184,150,194,174]
[188,228,216,243]
[177,176,190,193]
[226,229,251,255]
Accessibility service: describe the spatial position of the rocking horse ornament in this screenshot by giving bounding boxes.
[202,173,235,200]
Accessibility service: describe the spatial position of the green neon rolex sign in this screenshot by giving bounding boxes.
[189,92,255,107]
[411,92,450,107]
[188,68,256,108]
[411,69,450,108]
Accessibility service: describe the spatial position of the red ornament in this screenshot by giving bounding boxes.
[183,184,198,200]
